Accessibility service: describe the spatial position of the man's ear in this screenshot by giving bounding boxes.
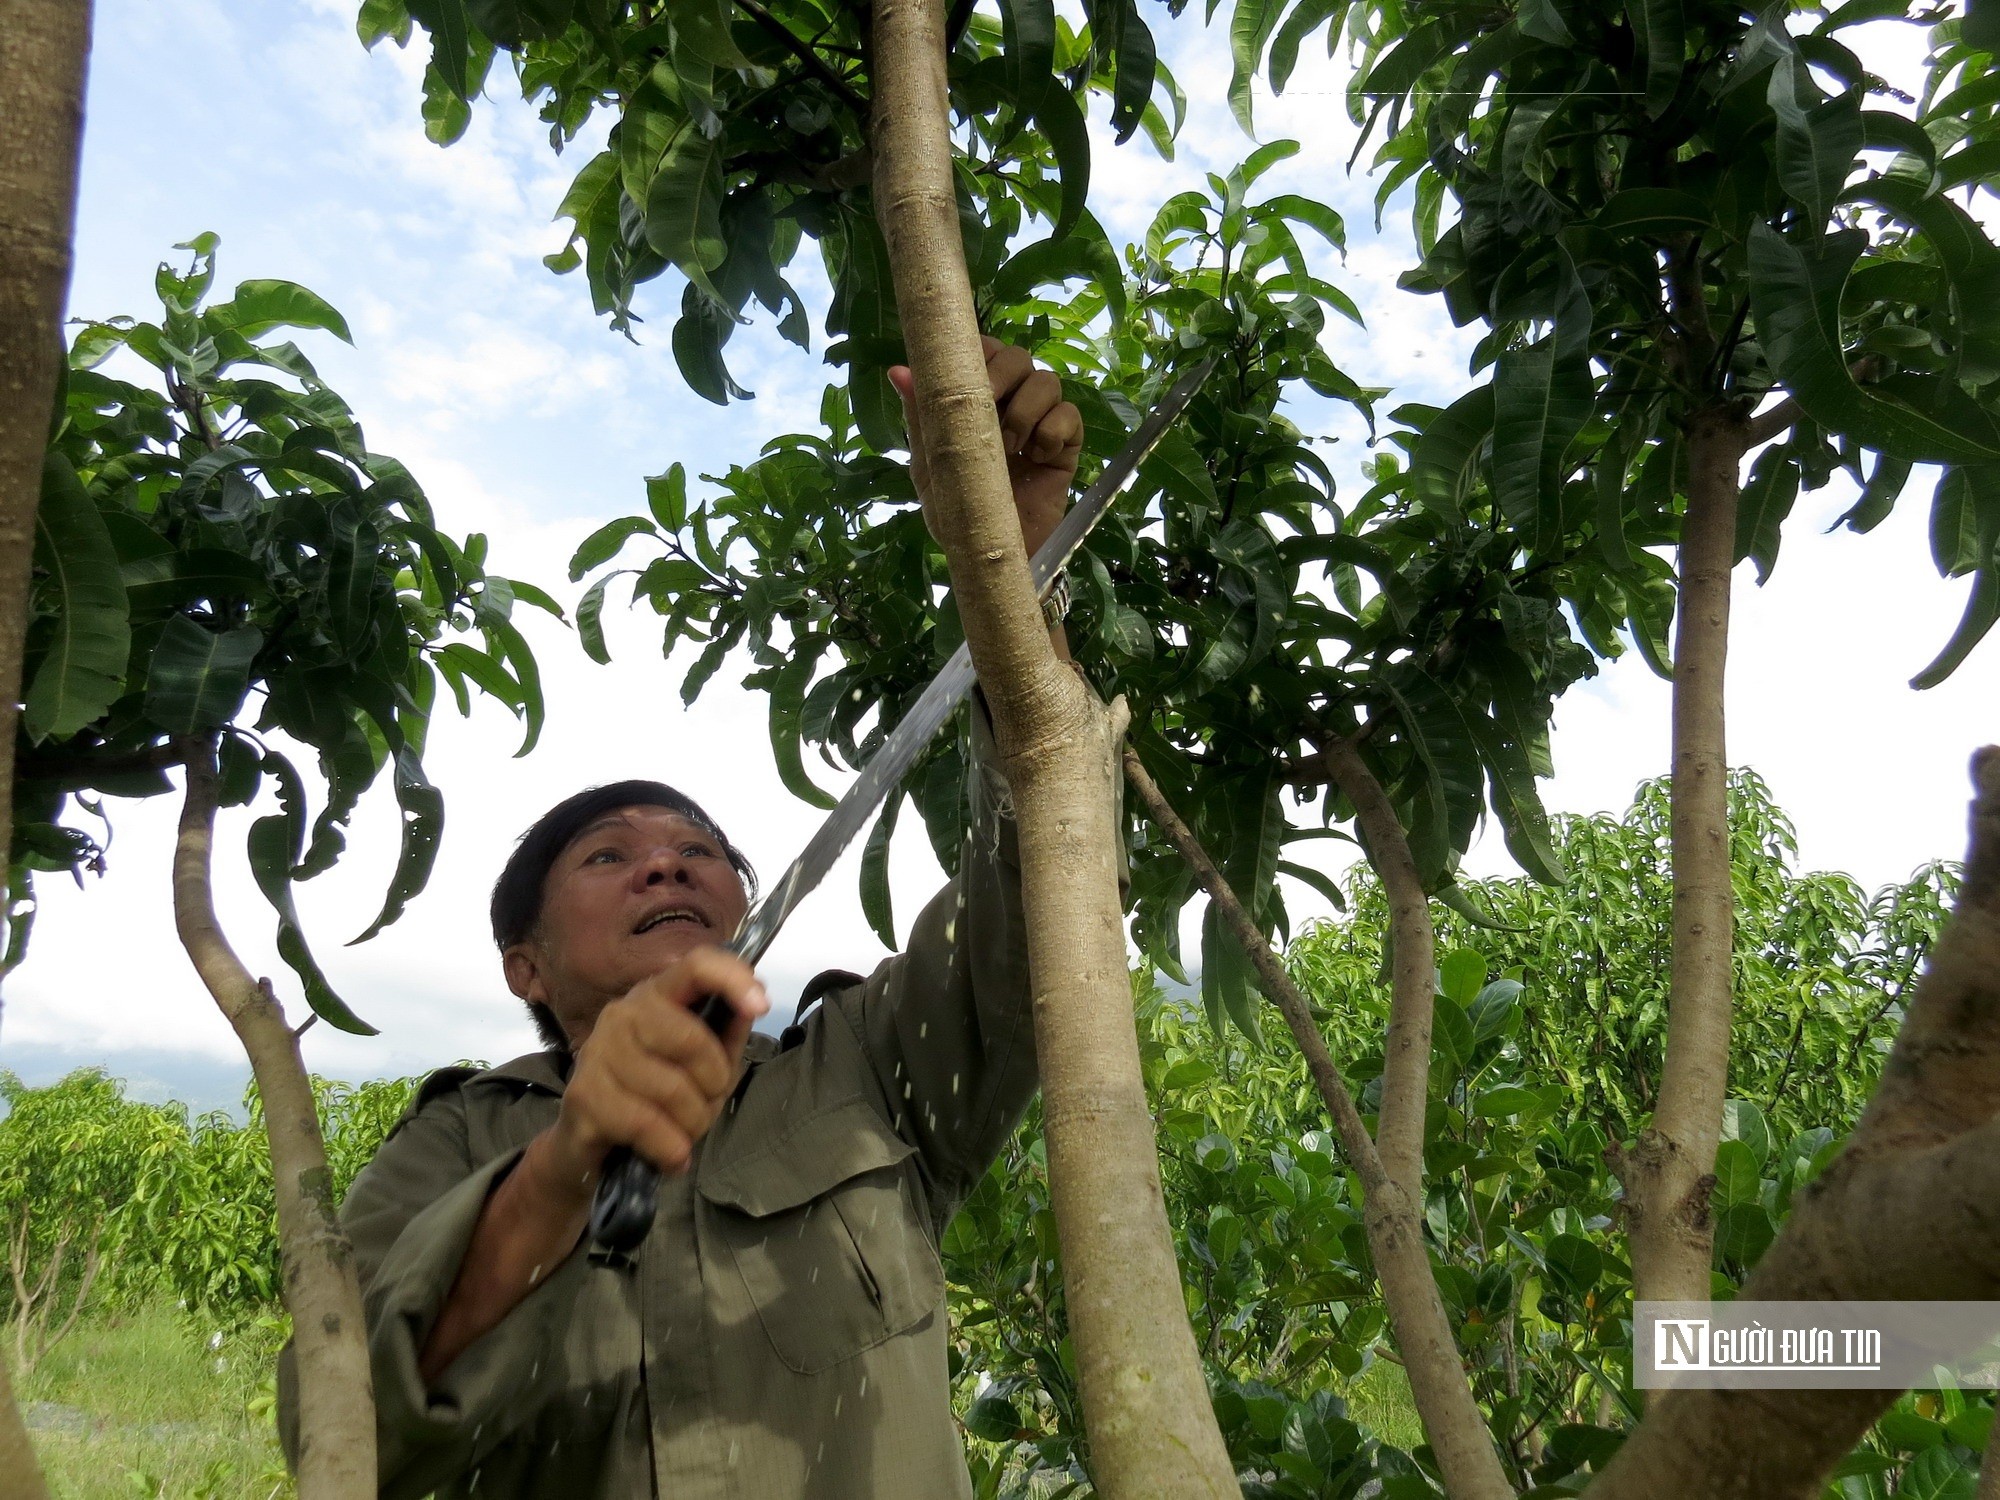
[503,942,549,1004]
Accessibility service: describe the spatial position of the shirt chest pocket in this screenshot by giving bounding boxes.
[696,1097,944,1375]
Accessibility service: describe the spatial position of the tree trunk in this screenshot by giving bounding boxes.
[1586,747,2000,1500]
[0,7,95,1494]
[173,738,375,1500]
[867,5,1238,1493]
[1124,747,1513,1500]
[1615,410,1747,1307]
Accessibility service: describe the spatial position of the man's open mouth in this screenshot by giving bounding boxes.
[633,907,707,935]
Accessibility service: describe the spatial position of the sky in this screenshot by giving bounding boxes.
[2,0,1992,1114]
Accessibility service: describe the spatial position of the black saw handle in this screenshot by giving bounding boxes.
[587,992,734,1255]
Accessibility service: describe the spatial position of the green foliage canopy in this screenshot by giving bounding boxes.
[1232,0,2000,685]
[19,239,553,1029]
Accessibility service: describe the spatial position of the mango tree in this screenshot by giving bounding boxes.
[1229,0,2000,1312]
[19,240,549,1499]
[0,5,94,1490]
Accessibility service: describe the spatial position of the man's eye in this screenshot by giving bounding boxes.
[683,843,715,858]
[585,848,622,865]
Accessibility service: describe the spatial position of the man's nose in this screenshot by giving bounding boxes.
[635,846,694,888]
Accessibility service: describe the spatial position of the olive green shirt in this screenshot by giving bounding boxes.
[281,714,1048,1499]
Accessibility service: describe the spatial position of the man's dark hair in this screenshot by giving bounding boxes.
[490,780,756,1050]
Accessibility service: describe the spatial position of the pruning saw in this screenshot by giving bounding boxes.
[589,355,1218,1254]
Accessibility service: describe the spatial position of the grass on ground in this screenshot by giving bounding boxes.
[14,1300,292,1500]
[11,1300,1425,1498]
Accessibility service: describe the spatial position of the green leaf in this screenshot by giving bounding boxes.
[144,617,263,735]
[1733,448,1801,584]
[1409,384,1493,523]
[1492,342,1589,554]
[989,220,1128,323]
[1912,563,1998,690]
[438,642,524,706]
[1202,900,1263,1042]
[248,752,376,1035]
[1711,1138,1762,1206]
[206,281,353,344]
[1267,0,1342,94]
[1542,1233,1602,1299]
[1439,948,1486,1006]
[1768,62,1862,228]
[1625,0,1685,116]
[24,454,130,743]
[1516,0,1572,45]
[644,126,732,303]
[1138,426,1220,513]
[1894,1447,1978,1500]
[1034,87,1091,237]
[1463,708,1567,885]
[575,571,629,665]
[1860,109,1938,173]
[1721,1097,1772,1168]
[465,0,574,47]
[358,0,413,47]
[351,747,446,943]
[1109,0,1157,144]
[408,0,477,99]
[1278,859,1346,912]
[998,0,1056,133]
[1436,883,1527,932]
[859,792,899,948]
[1592,187,1712,238]
[963,1395,1024,1443]
[1931,466,1998,578]
[669,0,750,68]
[569,515,658,582]
[769,652,838,810]
[646,464,690,530]
[482,614,545,755]
[1749,224,2000,464]
[1257,194,1346,252]
[1833,452,1912,533]
[1228,0,1283,134]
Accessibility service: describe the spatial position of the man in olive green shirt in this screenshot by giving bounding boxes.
[281,343,1089,1498]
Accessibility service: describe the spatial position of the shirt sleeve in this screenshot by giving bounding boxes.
[276,1091,587,1499]
[825,691,1125,1227]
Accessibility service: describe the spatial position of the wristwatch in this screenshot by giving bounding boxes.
[1041,569,1072,631]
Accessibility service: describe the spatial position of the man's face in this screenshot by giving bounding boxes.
[503,805,750,1047]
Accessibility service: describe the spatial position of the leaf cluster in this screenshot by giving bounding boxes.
[1238,0,2000,683]
[364,0,1184,440]
[21,238,553,1031]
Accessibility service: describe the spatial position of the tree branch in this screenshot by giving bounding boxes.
[1122,744,1515,1500]
[733,0,870,118]
[175,736,377,1498]
[1743,396,1801,448]
[1315,734,1437,1199]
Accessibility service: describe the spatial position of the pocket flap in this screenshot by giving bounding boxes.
[697,1096,915,1217]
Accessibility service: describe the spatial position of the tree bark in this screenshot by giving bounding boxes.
[1585,747,2000,1500]
[1123,746,1513,1500]
[1615,410,1747,1307]
[1317,735,1436,1197]
[0,7,94,1493]
[867,5,1238,1493]
[173,738,375,1500]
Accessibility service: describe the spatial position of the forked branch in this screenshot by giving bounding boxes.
[1122,745,1514,1500]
